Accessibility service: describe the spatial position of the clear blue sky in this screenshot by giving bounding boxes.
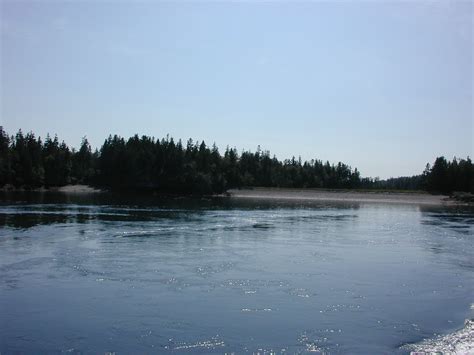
[1,1,472,178]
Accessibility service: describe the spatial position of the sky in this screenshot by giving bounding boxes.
[1,0,472,179]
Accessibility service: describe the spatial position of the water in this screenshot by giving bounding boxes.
[0,192,473,354]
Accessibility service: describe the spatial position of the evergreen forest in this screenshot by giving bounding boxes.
[0,128,473,194]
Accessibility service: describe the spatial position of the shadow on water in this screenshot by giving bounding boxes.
[417,205,474,271]
[0,191,361,229]
[419,205,474,235]
[420,205,474,227]
[0,190,362,209]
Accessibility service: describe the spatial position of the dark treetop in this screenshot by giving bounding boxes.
[0,128,472,194]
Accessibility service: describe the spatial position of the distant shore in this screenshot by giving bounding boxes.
[227,187,456,206]
[0,184,103,194]
[1,184,472,206]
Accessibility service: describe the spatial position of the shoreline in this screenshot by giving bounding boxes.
[0,184,103,194]
[1,185,472,206]
[227,187,455,206]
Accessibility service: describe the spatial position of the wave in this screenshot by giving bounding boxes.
[402,319,474,354]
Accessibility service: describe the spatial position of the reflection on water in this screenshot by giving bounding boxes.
[0,192,472,354]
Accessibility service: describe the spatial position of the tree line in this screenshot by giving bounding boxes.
[0,128,472,194]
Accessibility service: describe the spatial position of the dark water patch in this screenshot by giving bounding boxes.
[252,222,274,229]
[0,257,53,272]
[0,212,73,229]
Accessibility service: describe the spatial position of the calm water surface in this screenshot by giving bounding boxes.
[0,193,473,354]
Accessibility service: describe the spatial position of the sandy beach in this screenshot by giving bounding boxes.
[228,187,452,206]
[0,184,103,194]
[54,185,103,193]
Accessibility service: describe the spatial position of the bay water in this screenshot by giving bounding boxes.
[0,193,472,354]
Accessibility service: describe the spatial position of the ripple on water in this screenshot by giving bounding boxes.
[241,308,273,313]
[0,257,53,272]
[287,287,312,298]
[195,262,236,277]
[298,328,341,354]
[1,198,473,354]
[251,222,274,229]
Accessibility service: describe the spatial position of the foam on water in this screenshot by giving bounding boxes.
[402,319,474,354]
[165,335,225,351]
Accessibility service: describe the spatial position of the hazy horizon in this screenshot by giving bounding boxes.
[1,1,472,179]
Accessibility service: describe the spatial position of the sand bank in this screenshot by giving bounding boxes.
[0,184,103,194]
[227,188,452,206]
[54,185,103,193]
